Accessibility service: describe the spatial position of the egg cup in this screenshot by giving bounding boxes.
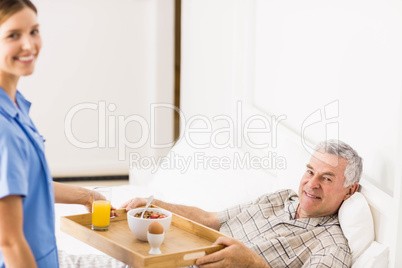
[147,232,165,255]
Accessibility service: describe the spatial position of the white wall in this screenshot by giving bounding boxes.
[181,0,237,120]
[181,0,402,266]
[253,0,402,196]
[18,0,174,177]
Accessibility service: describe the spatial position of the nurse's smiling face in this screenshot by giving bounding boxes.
[296,150,355,219]
[0,7,41,81]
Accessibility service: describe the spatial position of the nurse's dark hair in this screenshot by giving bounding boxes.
[0,0,37,26]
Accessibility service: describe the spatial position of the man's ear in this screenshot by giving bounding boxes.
[344,183,359,200]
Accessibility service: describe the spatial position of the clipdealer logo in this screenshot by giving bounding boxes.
[64,101,288,169]
[129,151,287,174]
[301,100,340,165]
[64,100,340,172]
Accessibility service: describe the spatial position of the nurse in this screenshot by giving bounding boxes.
[0,1,117,267]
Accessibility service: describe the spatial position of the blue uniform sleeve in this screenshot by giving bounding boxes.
[0,121,29,199]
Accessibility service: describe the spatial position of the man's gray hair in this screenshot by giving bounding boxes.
[315,140,363,187]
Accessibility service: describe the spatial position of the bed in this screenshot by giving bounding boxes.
[55,132,392,267]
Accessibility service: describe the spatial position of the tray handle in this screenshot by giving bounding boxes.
[183,251,206,260]
[181,244,225,262]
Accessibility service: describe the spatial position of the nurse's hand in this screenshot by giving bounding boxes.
[53,182,119,217]
[86,190,120,217]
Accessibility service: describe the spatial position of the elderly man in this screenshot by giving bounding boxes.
[121,140,362,268]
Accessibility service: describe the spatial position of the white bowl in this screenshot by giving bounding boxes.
[127,208,172,241]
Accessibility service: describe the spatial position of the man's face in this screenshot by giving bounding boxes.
[297,151,354,218]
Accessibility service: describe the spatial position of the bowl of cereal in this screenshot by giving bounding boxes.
[127,207,172,241]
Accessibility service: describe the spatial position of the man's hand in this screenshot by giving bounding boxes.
[120,197,148,211]
[195,237,270,268]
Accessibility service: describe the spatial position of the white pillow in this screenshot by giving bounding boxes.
[338,192,374,264]
[352,241,389,268]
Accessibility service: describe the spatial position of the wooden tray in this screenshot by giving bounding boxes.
[60,208,227,268]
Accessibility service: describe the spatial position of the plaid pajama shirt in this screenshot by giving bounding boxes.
[218,189,352,268]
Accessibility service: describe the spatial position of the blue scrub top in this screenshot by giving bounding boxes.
[0,88,59,267]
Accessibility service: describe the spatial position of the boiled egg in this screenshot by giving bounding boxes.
[148,221,164,234]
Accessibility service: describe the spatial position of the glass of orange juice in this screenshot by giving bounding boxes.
[92,186,112,231]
